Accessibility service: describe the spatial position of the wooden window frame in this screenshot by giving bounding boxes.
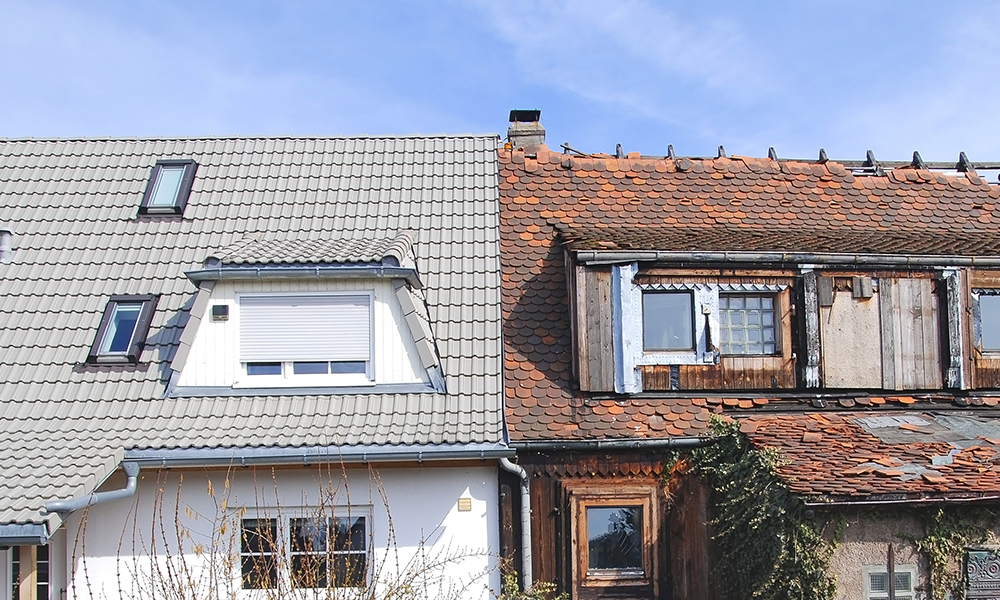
[138,159,198,216]
[86,295,158,364]
[566,482,658,595]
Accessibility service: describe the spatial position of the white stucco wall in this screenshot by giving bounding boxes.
[56,464,498,600]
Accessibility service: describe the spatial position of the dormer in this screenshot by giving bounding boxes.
[169,232,445,395]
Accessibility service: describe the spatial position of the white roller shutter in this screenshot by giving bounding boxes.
[240,294,371,362]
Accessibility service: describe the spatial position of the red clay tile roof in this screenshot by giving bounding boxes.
[499,145,1000,442]
[743,412,1000,500]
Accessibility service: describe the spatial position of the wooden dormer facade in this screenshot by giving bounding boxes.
[499,125,1000,600]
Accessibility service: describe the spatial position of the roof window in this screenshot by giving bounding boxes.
[87,295,157,364]
[139,159,197,215]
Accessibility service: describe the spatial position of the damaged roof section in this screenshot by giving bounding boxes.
[741,412,1000,502]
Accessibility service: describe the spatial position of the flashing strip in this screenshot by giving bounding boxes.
[575,250,1000,268]
[169,381,438,398]
[0,523,48,546]
[125,442,514,468]
[185,265,422,289]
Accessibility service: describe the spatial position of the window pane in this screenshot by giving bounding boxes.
[293,361,329,375]
[333,516,367,551]
[982,295,1000,350]
[290,518,327,553]
[148,165,186,207]
[720,294,778,355]
[869,572,887,592]
[241,519,277,589]
[587,506,643,571]
[894,572,911,591]
[330,361,367,374]
[332,553,367,587]
[642,292,694,351]
[291,518,328,589]
[291,554,328,588]
[247,362,282,376]
[99,303,142,354]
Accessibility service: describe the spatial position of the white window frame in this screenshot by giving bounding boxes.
[239,506,372,592]
[612,263,787,393]
[862,564,918,600]
[234,291,375,388]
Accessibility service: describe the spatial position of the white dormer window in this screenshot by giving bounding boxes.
[237,293,374,387]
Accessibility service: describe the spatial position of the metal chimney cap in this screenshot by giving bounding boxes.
[509,109,541,123]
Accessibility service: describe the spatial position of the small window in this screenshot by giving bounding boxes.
[586,506,644,576]
[138,159,197,215]
[88,295,157,364]
[976,291,1000,352]
[642,291,694,351]
[863,565,916,600]
[719,294,777,355]
[241,515,367,590]
[569,483,658,596]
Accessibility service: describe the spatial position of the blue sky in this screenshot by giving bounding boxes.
[2,0,998,162]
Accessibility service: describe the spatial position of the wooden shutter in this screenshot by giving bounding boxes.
[239,294,371,362]
[880,278,942,389]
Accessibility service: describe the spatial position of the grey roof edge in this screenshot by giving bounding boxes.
[0,133,502,143]
[0,523,49,546]
[125,442,514,469]
[185,265,422,289]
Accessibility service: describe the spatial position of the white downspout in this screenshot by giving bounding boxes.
[499,458,533,590]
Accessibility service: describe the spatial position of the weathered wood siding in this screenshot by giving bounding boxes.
[502,453,715,599]
[880,277,942,389]
[575,265,615,391]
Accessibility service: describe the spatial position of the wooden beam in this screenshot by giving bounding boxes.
[19,546,36,600]
[802,271,821,388]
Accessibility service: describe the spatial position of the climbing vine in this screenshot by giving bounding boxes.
[675,418,837,600]
[911,507,999,600]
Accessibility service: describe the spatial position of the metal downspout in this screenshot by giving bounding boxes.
[41,463,140,515]
[499,458,533,590]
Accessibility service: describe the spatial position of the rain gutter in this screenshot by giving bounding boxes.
[185,265,422,289]
[575,250,1000,268]
[125,443,514,469]
[0,524,49,546]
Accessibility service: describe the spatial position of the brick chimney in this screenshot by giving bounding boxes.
[507,109,544,151]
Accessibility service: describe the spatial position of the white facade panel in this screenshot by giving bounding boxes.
[60,466,499,600]
[176,279,429,388]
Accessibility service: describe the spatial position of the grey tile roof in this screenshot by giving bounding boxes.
[0,135,504,528]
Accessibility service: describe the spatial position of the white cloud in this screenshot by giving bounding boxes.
[467,0,776,124]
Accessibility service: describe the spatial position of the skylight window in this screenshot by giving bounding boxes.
[138,159,197,215]
[87,295,157,364]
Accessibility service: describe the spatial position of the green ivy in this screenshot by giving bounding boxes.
[911,507,998,600]
[680,418,837,600]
